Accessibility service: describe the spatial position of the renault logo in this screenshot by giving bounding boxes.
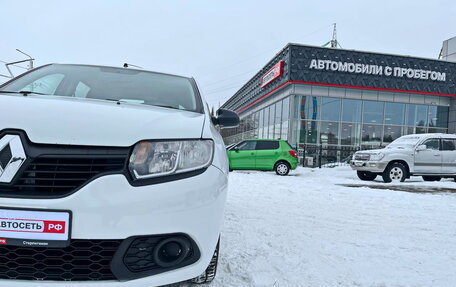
[0,135,27,183]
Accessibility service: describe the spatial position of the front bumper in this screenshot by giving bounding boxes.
[350,160,388,173]
[0,165,227,287]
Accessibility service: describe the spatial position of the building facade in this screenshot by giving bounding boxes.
[221,44,456,166]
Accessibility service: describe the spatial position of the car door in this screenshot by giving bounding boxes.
[228,141,257,169]
[414,138,442,174]
[255,140,280,170]
[441,138,456,174]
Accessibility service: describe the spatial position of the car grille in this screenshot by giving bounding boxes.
[0,156,127,198]
[354,154,370,161]
[0,239,122,281]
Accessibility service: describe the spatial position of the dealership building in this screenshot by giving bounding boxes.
[221,43,456,166]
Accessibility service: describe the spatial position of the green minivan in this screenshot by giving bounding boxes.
[227,139,299,175]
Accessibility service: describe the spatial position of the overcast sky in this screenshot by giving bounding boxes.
[1,0,455,108]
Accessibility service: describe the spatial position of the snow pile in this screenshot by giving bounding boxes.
[210,167,456,287]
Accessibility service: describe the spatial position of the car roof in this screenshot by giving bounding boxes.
[401,133,456,139]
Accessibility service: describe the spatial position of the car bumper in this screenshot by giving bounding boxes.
[350,160,388,173]
[0,165,227,287]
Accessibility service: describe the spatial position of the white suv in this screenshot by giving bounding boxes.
[0,64,239,286]
[351,133,456,183]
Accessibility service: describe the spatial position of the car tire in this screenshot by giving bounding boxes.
[382,163,407,183]
[357,171,377,181]
[422,176,441,182]
[275,161,290,176]
[191,239,219,284]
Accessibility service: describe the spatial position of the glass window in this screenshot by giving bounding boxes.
[422,139,439,150]
[299,120,318,144]
[19,73,65,95]
[321,97,341,121]
[320,122,339,145]
[74,82,91,98]
[258,110,264,138]
[282,97,290,122]
[263,107,269,138]
[442,139,456,151]
[383,126,402,143]
[299,96,320,120]
[341,123,360,146]
[384,102,405,125]
[342,99,362,122]
[362,124,382,144]
[1,65,201,112]
[269,105,275,139]
[237,141,256,150]
[406,104,428,126]
[363,101,384,124]
[256,141,280,150]
[274,101,282,139]
[281,120,289,140]
[427,106,449,128]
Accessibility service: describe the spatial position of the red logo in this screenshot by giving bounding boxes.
[261,61,284,88]
[0,238,7,245]
[43,221,66,234]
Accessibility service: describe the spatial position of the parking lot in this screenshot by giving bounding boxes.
[207,167,456,287]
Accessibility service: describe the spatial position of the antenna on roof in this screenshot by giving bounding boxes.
[0,49,35,79]
[123,63,143,69]
[322,23,342,48]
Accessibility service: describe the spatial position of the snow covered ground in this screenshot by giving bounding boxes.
[206,167,456,287]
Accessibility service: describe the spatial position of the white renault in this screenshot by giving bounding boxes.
[0,64,239,286]
[351,133,456,183]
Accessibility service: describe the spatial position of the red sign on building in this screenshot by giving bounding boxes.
[260,61,284,88]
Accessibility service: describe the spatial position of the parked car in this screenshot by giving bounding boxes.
[0,63,239,287]
[227,139,298,175]
[351,133,456,183]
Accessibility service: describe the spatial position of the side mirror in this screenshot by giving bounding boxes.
[416,145,426,151]
[212,108,240,128]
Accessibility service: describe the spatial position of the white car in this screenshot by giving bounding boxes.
[351,133,456,183]
[0,64,239,286]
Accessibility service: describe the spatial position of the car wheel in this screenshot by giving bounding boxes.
[191,239,219,284]
[357,171,377,181]
[275,161,290,176]
[382,163,406,183]
[422,176,441,182]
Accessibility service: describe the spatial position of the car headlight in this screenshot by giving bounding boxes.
[369,152,384,161]
[129,140,214,179]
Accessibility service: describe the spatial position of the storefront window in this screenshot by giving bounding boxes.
[274,101,282,139]
[362,124,382,144]
[342,99,362,122]
[299,120,318,144]
[282,97,290,122]
[384,102,405,125]
[263,106,269,138]
[383,125,402,143]
[320,122,339,145]
[269,104,275,139]
[299,96,320,120]
[363,101,384,124]
[406,104,428,126]
[436,106,449,128]
[321,97,341,122]
[341,123,360,146]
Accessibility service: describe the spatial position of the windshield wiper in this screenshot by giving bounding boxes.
[0,90,46,96]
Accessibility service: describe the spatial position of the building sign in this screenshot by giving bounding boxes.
[309,59,446,82]
[261,61,284,88]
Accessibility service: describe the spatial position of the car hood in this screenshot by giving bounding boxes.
[0,95,205,146]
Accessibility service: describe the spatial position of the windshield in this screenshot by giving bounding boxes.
[0,64,202,113]
[387,135,422,148]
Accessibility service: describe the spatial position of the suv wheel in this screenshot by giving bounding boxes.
[191,239,219,284]
[422,176,441,182]
[382,163,407,183]
[275,161,290,176]
[357,171,377,181]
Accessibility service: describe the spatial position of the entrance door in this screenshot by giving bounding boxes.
[414,138,442,174]
[228,141,257,169]
[441,139,456,174]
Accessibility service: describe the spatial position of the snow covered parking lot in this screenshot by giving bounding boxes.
[206,167,456,287]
